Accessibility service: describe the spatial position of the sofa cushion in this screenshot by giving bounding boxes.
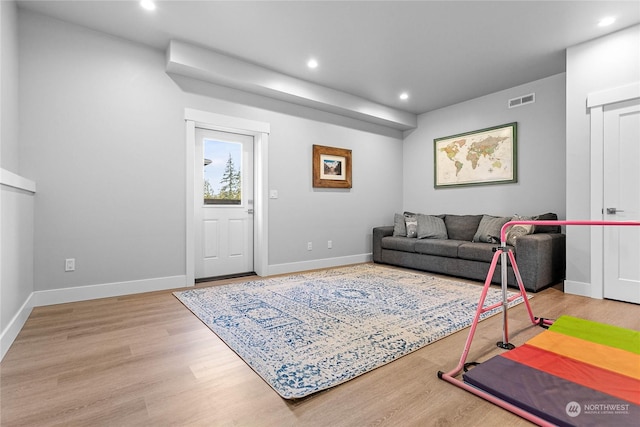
[533,212,561,233]
[380,236,417,252]
[444,215,483,241]
[458,242,513,263]
[472,215,511,243]
[414,239,464,258]
[417,214,448,239]
[392,213,407,237]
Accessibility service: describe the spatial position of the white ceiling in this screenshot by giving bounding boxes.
[16,0,640,115]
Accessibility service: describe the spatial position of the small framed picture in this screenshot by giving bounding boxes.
[312,145,352,188]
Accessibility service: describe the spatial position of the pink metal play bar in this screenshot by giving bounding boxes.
[438,219,640,427]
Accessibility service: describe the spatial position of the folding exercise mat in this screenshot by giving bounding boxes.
[462,315,639,426]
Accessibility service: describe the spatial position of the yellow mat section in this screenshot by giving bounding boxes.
[549,315,640,354]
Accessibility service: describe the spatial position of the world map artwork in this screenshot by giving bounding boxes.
[435,124,516,187]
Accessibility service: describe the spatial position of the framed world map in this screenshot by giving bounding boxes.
[434,122,517,188]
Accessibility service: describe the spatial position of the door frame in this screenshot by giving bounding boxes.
[185,108,270,286]
[587,82,640,299]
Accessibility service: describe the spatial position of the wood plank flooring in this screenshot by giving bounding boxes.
[1,265,638,426]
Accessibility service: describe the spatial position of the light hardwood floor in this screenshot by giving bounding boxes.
[1,265,638,426]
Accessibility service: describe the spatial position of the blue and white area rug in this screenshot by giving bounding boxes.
[174,264,526,399]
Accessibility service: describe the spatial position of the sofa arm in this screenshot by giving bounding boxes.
[515,233,566,291]
[373,226,394,263]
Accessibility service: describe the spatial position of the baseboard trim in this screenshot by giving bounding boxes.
[32,275,189,307]
[1,293,36,361]
[267,254,372,276]
[564,280,594,298]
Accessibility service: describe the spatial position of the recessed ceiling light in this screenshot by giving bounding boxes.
[598,16,616,27]
[307,59,319,69]
[399,92,409,100]
[140,0,156,11]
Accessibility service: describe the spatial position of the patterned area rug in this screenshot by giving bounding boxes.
[174,264,526,399]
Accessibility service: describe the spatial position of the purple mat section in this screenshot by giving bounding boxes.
[463,355,640,426]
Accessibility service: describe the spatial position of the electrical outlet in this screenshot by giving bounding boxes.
[65,258,75,272]
[307,242,312,251]
[328,240,332,249]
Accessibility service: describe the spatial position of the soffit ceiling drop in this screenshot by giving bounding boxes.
[166,40,418,130]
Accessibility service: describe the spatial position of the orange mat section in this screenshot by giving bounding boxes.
[501,344,640,405]
[527,330,640,380]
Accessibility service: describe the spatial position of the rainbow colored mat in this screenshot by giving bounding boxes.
[463,315,639,426]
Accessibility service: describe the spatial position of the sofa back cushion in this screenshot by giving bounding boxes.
[444,215,483,241]
[417,214,448,239]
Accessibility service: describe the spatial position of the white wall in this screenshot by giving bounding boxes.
[267,117,403,268]
[17,10,403,298]
[1,0,19,172]
[19,11,186,293]
[403,74,566,218]
[565,24,640,293]
[1,187,34,329]
[1,184,35,358]
[1,0,36,360]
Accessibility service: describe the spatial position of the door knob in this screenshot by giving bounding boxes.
[247,209,254,214]
[606,207,624,214]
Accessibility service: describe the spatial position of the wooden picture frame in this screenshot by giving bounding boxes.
[312,144,352,188]
[434,122,517,188]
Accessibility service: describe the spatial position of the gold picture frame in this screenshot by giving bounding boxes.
[312,144,352,188]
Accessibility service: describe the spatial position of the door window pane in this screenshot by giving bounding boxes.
[203,139,242,205]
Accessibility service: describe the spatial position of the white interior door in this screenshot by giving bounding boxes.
[603,98,640,304]
[195,128,254,279]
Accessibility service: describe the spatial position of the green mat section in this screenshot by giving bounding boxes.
[549,315,640,354]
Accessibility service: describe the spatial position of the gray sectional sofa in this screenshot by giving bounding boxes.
[372,213,566,292]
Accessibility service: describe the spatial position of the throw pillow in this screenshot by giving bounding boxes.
[472,215,511,243]
[392,213,407,237]
[533,212,561,234]
[505,215,535,246]
[444,215,483,241]
[417,214,448,239]
[404,213,418,238]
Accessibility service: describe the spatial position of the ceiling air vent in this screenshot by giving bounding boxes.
[508,93,535,109]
